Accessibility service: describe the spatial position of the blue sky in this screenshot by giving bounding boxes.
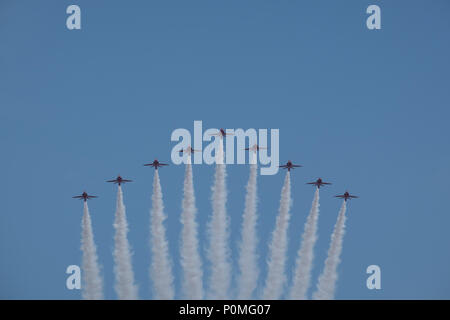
[1,0,450,299]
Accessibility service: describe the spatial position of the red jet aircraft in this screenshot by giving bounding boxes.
[307,178,332,189]
[73,191,98,202]
[106,175,133,186]
[335,191,358,201]
[179,146,200,155]
[144,159,169,170]
[210,128,234,138]
[244,144,267,152]
[279,160,302,172]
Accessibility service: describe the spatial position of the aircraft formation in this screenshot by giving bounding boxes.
[73,129,358,202]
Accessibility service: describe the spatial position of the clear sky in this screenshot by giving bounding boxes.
[1,0,450,299]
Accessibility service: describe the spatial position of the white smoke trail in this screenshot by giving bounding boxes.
[289,188,320,300]
[207,138,231,299]
[180,162,204,299]
[149,170,175,299]
[262,171,292,300]
[237,162,259,299]
[313,201,347,300]
[113,186,138,300]
[81,201,104,300]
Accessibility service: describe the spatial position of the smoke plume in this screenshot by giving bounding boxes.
[180,163,204,299]
[113,186,138,299]
[313,201,347,300]
[289,188,320,299]
[262,171,292,300]
[237,162,259,299]
[207,138,231,299]
[149,170,175,299]
[81,201,104,300]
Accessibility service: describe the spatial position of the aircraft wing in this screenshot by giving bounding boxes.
[72,196,83,199]
[209,131,234,136]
